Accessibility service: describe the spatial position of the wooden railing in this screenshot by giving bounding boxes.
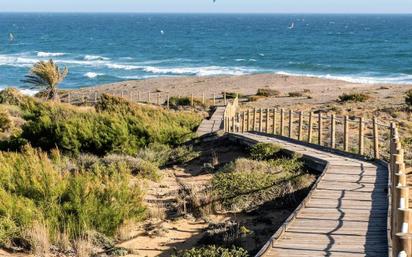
[223,107,411,256]
[223,96,239,132]
[61,90,234,108]
[390,123,412,257]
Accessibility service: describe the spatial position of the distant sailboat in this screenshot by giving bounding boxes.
[288,22,295,30]
[9,32,15,42]
[160,30,164,35]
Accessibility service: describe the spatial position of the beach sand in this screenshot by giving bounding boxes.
[75,73,412,109]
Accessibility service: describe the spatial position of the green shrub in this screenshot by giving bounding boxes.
[288,91,304,97]
[212,158,310,211]
[4,94,201,156]
[0,146,146,246]
[102,154,160,181]
[169,145,200,164]
[246,95,265,102]
[249,143,281,161]
[0,88,39,111]
[256,88,280,97]
[224,92,240,99]
[172,245,248,257]
[338,93,370,103]
[168,96,207,109]
[0,110,11,132]
[405,89,412,107]
[169,96,192,107]
[137,143,172,167]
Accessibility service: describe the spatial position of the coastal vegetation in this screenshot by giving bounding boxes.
[173,245,248,257]
[256,88,280,97]
[405,89,412,107]
[0,88,203,255]
[338,92,370,103]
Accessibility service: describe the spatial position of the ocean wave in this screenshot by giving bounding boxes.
[275,71,412,84]
[84,72,104,79]
[84,55,110,61]
[37,52,66,57]
[142,66,256,76]
[0,55,38,67]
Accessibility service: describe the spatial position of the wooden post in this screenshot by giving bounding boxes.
[289,110,293,138]
[272,109,277,134]
[157,93,160,105]
[259,108,263,132]
[191,93,194,106]
[167,94,170,109]
[373,117,380,159]
[235,113,240,132]
[318,112,323,145]
[265,108,270,133]
[252,108,256,131]
[298,111,303,141]
[94,92,98,103]
[121,91,124,98]
[67,93,71,104]
[331,114,336,148]
[308,112,313,143]
[241,112,245,133]
[246,109,250,131]
[202,92,205,104]
[344,115,349,152]
[224,92,227,105]
[148,92,151,103]
[280,108,285,136]
[213,93,216,105]
[359,117,365,155]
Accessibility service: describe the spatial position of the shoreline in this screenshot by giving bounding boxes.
[68,73,412,107]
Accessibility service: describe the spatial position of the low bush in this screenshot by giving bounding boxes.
[168,96,207,109]
[405,89,412,107]
[338,93,370,103]
[0,146,146,247]
[172,245,248,257]
[0,92,202,156]
[224,92,240,99]
[246,95,265,102]
[256,88,280,97]
[102,154,160,181]
[288,91,304,97]
[0,110,11,132]
[249,143,281,161]
[169,145,200,164]
[212,157,311,211]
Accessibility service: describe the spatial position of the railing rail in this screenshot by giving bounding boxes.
[60,90,234,108]
[223,106,411,257]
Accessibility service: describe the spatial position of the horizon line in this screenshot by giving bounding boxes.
[1,11,412,15]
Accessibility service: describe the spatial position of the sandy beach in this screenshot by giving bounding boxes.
[75,73,412,109]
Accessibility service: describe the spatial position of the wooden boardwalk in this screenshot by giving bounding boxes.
[196,106,225,136]
[229,132,389,257]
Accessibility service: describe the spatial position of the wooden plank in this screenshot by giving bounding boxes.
[225,132,388,257]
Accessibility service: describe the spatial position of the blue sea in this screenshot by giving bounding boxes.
[1,13,412,93]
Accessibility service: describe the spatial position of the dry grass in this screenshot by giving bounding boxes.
[24,222,50,257]
[74,236,94,257]
[54,231,71,252]
[148,202,167,220]
[116,220,138,242]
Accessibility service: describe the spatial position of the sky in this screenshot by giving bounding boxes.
[1,0,412,14]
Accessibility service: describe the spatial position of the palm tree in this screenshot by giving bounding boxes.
[22,59,68,100]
